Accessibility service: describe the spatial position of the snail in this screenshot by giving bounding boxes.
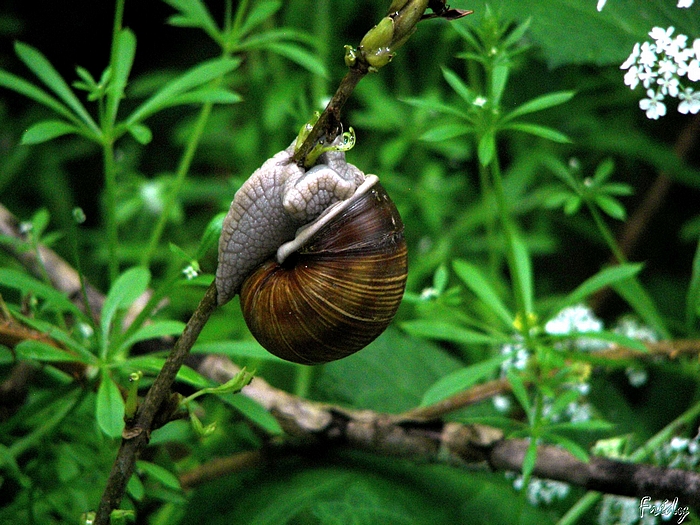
[215,132,407,365]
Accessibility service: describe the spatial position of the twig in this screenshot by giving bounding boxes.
[93,282,218,525]
[196,354,700,508]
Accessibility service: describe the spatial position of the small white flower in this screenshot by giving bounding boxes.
[677,0,693,7]
[620,43,640,70]
[657,57,678,79]
[625,366,648,387]
[639,89,667,119]
[678,88,700,114]
[687,58,700,82]
[639,41,658,68]
[657,75,679,97]
[649,26,675,51]
[637,67,657,89]
[623,65,641,89]
[182,264,199,280]
[492,395,511,412]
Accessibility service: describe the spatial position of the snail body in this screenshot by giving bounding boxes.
[216,138,407,365]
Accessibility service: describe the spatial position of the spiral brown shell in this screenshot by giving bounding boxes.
[239,181,407,365]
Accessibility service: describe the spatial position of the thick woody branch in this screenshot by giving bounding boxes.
[197,354,700,509]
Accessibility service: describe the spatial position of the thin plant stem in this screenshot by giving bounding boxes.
[586,201,627,264]
[102,0,127,285]
[140,100,215,267]
[488,155,530,339]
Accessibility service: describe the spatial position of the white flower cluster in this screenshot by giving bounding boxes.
[511,474,571,506]
[621,25,700,119]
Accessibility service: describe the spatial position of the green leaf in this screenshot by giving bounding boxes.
[125,57,242,125]
[195,212,225,260]
[15,340,82,362]
[0,268,83,317]
[127,122,152,145]
[124,356,210,388]
[477,132,496,166]
[105,29,136,126]
[420,355,508,406]
[452,260,514,327]
[594,194,626,220]
[220,392,283,435]
[0,70,80,126]
[401,96,471,120]
[441,66,477,105]
[502,122,572,143]
[164,0,221,43]
[14,41,98,132]
[136,461,181,490]
[401,320,505,345]
[506,369,531,420]
[96,372,125,438]
[115,320,186,356]
[522,438,538,479]
[264,42,328,78]
[547,433,590,463]
[612,278,670,339]
[490,64,509,105]
[21,119,80,144]
[168,87,242,106]
[686,237,700,329]
[419,122,473,142]
[235,0,282,40]
[101,267,151,343]
[502,91,575,122]
[555,263,643,313]
[192,340,286,362]
[510,233,534,315]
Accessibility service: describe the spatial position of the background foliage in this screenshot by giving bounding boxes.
[1,0,699,523]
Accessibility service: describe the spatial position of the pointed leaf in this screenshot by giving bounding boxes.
[686,238,700,329]
[21,119,79,144]
[96,372,125,438]
[164,0,221,43]
[503,122,572,143]
[105,29,137,126]
[169,87,242,106]
[14,42,98,132]
[136,461,181,490]
[15,340,83,363]
[595,194,627,220]
[116,320,186,356]
[125,57,242,125]
[401,320,505,345]
[401,96,470,120]
[507,369,532,419]
[0,70,78,123]
[612,278,670,339]
[0,268,83,317]
[264,42,328,78]
[420,355,508,406]
[510,233,534,315]
[420,122,473,142]
[235,0,282,39]
[502,91,575,122]
[441,66,477,105]
[556,263,643,313]
[452,260,514,327]
[101,267,151,340]
[477,132,496,166]
[124,356,210,388]
[127,122,152,145]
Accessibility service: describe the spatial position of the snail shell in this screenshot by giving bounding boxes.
[216,140,407,365]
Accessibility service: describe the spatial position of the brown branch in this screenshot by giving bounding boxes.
[196,354,700,508]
